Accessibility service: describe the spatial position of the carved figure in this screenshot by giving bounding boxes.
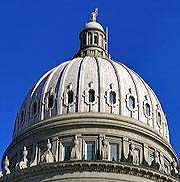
[151,150,160,170]
[16,147,29,170]
[71,137,81,160]
[129,143,139,165]
[171,159,179,176]
[0,171,3,178]
[4,156,10,175]
[40,139,54,164]
[159,154,165,172]
[91,8,98,22]
[101,138,109,160]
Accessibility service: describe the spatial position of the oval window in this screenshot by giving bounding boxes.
[68,91,74,104]
[157,112,161,125]
[20,111,24,124]
[109,91,116,105]
[145,103,150,117]
[89,89,95,103]
[129,96,135,109]
[32,102,37,116]
[48,95,54,109]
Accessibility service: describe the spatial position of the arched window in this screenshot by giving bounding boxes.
[145,103,150,117]
[109,91,116,105]
[129,96,135,109]
[48,95,54,109]
[83,33,86,47]
[32,102,37,116]
[89,89,95,103]
[157,112,161,125]
[94,33,98,45]
[88,32,93,45]
[67,91,74,104]
[101,34,104,47]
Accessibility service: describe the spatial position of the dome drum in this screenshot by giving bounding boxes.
[1,113,179,181]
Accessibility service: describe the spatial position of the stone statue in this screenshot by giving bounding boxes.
[129,143,139,165]
[171,158,179,176]
[101,138,109,160]
[151,150,160,170]
[4,156,10,175]
[0,171,3,178]
[71,137,81,160]
[40,139,54,164]
[91,8,98,22]
[16,146,29,170]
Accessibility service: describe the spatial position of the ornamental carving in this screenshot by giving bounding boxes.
[143,95,152,120]
[62,83,75,113]
[71,136,81,160]
[43,88,56,113]
[16,147,29,170]
[83,81,98,112]
[105,83,119,113]
[125,88,138,115]
[40,139,54,164]
[29,93,39,118]
[101,137,109,161]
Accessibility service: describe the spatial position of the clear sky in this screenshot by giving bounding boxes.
[0,0,180,169]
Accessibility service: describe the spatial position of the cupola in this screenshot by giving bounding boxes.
[75,8,111,59]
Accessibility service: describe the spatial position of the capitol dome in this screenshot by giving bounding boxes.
[0,8,179,182]
[14,56,169,142]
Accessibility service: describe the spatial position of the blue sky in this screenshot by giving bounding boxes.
[0,0,180,168]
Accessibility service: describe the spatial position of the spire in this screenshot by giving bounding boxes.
[74,8,111,59]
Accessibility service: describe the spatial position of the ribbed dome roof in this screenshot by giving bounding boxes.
[13,56,169,143]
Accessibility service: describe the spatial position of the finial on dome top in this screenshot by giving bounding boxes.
[91,8,98,22]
